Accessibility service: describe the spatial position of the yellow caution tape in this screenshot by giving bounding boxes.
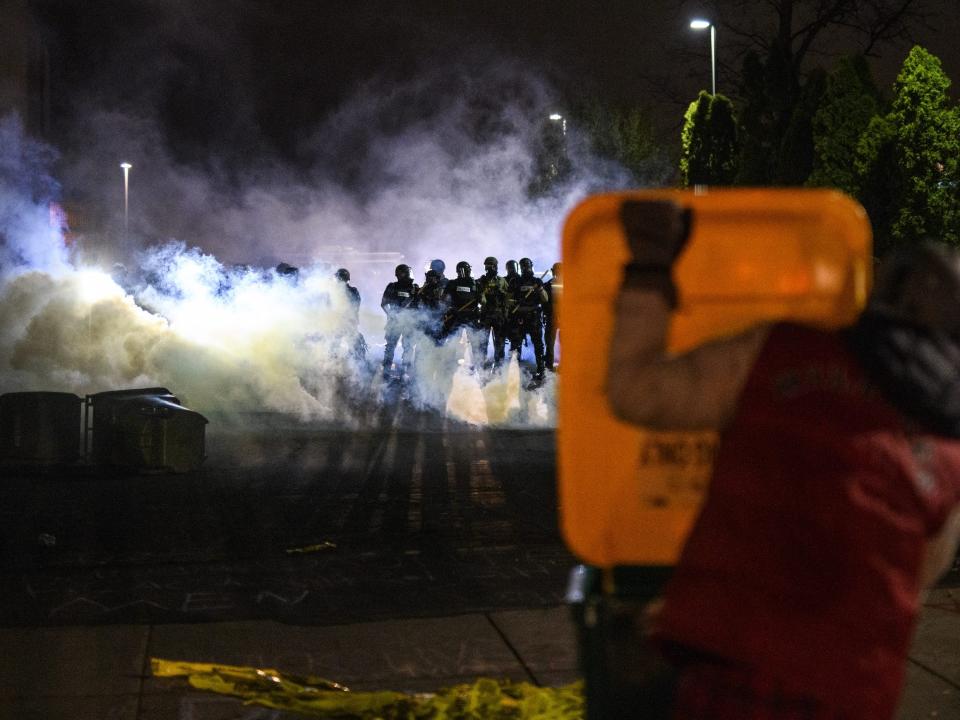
[285,541,337,554]
[151,658,584,718]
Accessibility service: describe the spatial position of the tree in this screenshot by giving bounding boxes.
[572,98,673,185]
[680,91,740,186]
[854,113,899,253]
[886,46,960,247]
[807,56,881,194]
[700,0,932,185]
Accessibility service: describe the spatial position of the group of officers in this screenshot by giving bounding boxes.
[375,257,561,382]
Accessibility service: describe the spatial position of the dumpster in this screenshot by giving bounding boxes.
[88,387,208,473]
[0,392,83,464]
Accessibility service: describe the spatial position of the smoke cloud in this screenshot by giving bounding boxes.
[0,56,664,427]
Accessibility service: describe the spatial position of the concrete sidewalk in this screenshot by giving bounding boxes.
[1,590,957,719]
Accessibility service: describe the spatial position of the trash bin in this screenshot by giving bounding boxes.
[567,564,676,720]
[88,387,208,473]
[0,392,83,463]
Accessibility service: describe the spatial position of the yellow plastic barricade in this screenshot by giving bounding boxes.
[559,189,872,567]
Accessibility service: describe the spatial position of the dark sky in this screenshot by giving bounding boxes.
[30,0,960,165]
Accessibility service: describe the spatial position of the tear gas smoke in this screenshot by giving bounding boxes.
[0,63,665,427]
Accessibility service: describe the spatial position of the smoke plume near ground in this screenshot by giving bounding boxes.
[0,61,661,426]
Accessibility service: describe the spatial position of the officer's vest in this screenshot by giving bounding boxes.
[449,278,478,318]
[515,275,543,311]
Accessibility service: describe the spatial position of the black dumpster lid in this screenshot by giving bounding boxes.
[88,387,175,402]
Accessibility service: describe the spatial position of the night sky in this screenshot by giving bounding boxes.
[32,0,960,168]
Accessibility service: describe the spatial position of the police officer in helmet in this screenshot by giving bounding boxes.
[335,267,365,360]
[439,260,484,365]
[544,262,562,370]
[509,257,549,382]
[380,263,420,377]
[429,259,449,290]
[477,256,509,368]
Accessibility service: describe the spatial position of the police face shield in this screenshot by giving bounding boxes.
[484,258,498,276]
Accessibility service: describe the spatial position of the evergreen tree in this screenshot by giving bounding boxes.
[577,100,671,184]
[807,56,881,195]
[854,114,899,255]
[887,46,960,247]
[778,68,826,185]
[680,91,740,187]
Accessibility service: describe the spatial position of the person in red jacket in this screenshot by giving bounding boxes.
[606,199,960,720]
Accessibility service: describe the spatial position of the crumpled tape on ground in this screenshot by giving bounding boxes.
[151,658,584,718]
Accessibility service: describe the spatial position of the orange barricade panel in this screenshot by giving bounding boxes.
[558,188,872,567]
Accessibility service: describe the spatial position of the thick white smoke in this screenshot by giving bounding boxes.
[0,62,662,426]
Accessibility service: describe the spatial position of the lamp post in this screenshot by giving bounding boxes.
[120,162,132,234]
[690,19,716,96]
[549,112,567,136]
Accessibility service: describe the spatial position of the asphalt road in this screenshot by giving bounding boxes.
[0,413,574,627]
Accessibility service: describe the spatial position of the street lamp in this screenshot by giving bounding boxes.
[549,112,567,135]
[120,162,132,234]
[690,19,716,96]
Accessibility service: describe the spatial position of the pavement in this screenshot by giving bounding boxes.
[1,587,958,719]
[2,422,959,719]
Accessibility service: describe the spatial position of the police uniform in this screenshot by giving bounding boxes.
[509,268,547,377]
[477,272,509,367]
[381,276,420,372]
[543,268,561,370]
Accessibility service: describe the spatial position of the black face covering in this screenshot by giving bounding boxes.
[845,311,960,437]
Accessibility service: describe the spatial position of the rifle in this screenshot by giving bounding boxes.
[508,268,552,317]
[439,297,478,336]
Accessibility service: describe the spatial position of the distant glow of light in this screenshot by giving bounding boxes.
[75,269,122,304]
[690,19,711,29]
[548,113,563,121]
[120,162,132,170]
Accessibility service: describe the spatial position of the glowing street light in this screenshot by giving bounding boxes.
[120,162,132,234]
[549,112,567,135]
[690,19,716,96]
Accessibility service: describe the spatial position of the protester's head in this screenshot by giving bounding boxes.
[335,268,350,283]
[870,241,960,338]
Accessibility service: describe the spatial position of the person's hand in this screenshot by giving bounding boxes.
[620,199,693,268]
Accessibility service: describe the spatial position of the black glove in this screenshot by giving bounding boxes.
[620,199,693,269]
[619,199,694,308]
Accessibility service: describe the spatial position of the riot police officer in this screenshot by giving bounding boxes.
[429,259,449,291]
[509,257,548,381]
[476,256,509,367]
[439,261,484,364]
[543,262,561,370]
[503,259,521,354]
[335,267,365,359]
[414,268,445,340]
[336,267,361,307]
[380,264,420,376]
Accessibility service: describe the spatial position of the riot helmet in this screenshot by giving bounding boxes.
[506,260,518,276]
[430,259,446,276]
[395,264,411,281]
[519,257,534,275]
[483,256,498,275]
[456,261,472,279]
[551,262,561,278]
[424,269,439,283]
[335,268,350,283]
[276,262,299,277]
